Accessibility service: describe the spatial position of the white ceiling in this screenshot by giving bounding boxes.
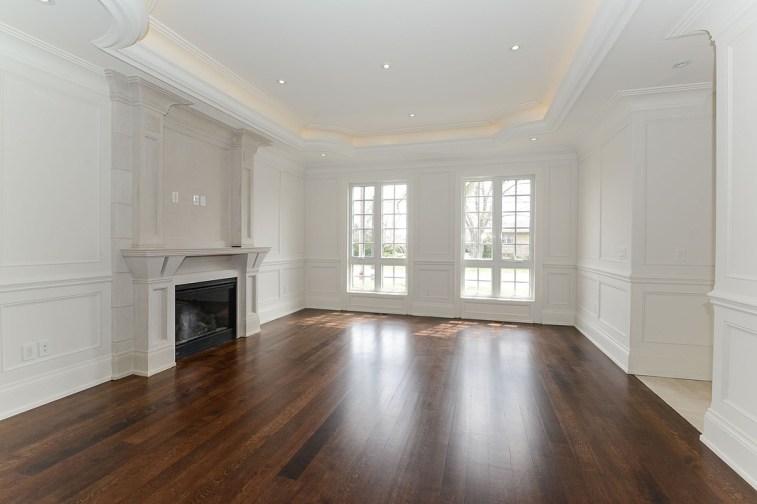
[150,0,599,136]
[0,0,714,157]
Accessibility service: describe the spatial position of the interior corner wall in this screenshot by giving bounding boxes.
[575,98,715,379]
[701,3,757,489]
[304,158,577,323]
[253,148,307,323]
[0,35,113,420]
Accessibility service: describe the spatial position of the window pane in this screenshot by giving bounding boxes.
[351,264,375,291]
[464,181,494,260]
[463,267,492,296]
[351,185,375,258]
[381,183,407,259]
[515,244,530,260]
[518,179,531,195]
[501,268,531,299]
[381,265,406,293]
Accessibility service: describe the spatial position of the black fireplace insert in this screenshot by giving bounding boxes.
[175,278,237,360]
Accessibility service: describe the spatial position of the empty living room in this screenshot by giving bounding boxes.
[0,0,756,502]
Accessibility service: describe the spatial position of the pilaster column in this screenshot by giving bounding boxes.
[107,72,190,248]
[230,129,270,247]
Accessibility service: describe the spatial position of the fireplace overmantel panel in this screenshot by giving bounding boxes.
[122,247,269,376]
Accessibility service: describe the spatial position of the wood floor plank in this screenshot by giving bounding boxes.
[0,309,754,503]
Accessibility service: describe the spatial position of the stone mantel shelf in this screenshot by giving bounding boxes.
[122,246,270,258]
[122,246,270,282]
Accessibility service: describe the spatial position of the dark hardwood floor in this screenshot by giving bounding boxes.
[0,309,754,503]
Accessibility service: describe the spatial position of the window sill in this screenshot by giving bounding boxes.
[347,291,407,298]
[461,296,534,303]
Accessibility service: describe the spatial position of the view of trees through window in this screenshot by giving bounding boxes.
[463,177,533,299]
[349,183,407,293]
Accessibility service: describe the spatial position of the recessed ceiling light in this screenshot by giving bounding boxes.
[530,137,537,141]
[672,59,691,69]
[511,45,520,51]
[409,113,416,118]
[37,0,55,4]
[321,153,327,157]
[382,63,391,70]
[277,79,286,85]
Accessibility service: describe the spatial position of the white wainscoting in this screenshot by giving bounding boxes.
[0,39,112,420]
[575,268,631,370]
[0,279,112,420]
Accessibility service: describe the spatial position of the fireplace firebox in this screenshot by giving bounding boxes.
[175,278,237,359]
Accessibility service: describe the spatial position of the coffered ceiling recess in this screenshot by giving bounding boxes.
[0,0,715,156]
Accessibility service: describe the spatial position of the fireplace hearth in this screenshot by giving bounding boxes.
[175,278,237,359]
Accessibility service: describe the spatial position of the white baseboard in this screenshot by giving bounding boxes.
[575,311,630,372]
[541,309,576,326]
[306,293,341,310]
[259,295,306,324]
[410,302,455,319]
[132,346,175,377]
[701,409,757,490]
[0,355,112,421]
[630,351,712,381]
[111,339,134,379]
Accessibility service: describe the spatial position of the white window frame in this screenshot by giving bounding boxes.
[462,176,534,300]
[348,182,408,294]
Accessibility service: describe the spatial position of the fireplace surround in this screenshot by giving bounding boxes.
[122,247,269,376]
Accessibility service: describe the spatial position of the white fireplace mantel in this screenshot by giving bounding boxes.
[122,246,270,376]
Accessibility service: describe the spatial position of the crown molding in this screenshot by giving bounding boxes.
[0,21,103,77]
[93,0,148,50]
[103,21,306,150]
[542,0,644,133]
[666,0,756,40]
[576,82,713,158]
[98,0,645,157]
[600,82,713,115]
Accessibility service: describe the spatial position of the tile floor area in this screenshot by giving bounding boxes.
[636,376,712,432]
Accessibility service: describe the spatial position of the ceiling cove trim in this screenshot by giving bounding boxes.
[498,0,645,143]
[93,0,148,50]
[101,0,639,155]
[104,20,305,150]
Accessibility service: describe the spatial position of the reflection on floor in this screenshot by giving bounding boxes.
[636,376,712,432]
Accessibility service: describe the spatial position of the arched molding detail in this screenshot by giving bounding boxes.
[93,0,149,50]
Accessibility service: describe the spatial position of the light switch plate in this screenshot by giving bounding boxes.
[193,195,200,206]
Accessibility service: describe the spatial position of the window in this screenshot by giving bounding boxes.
[350,183,407,293]
[463,177,533,299]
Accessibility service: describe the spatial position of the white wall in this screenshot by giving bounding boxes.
[575,91,715,379]
[254,147,307,322]
[305,156,577,323]
[0,34,113,420]
[699,0,757,489]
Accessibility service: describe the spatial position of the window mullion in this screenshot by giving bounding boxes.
[492,178,502,298]
[374,184,381,292]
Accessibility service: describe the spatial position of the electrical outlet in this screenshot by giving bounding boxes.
[38,340,51,357]
[22,343,36,361]
[200,195,207,207]
[171,191,179,203]
[617,247,626,260]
